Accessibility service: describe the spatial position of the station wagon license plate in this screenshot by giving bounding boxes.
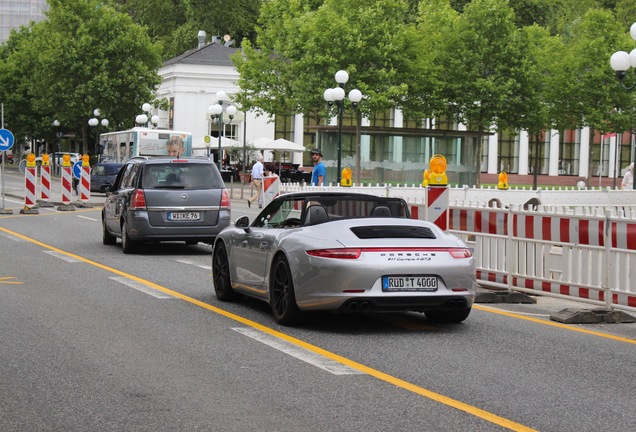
[168,212,200,221]
[382,276,438,292]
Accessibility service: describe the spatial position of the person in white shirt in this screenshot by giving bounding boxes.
[248,155,264,208]
[622,163,634,190]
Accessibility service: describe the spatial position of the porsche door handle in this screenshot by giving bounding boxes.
[259,242,269,250]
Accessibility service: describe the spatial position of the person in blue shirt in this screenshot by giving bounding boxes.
[310,148,326,186]
[247,154,264,208]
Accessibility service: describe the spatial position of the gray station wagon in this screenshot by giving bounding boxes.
[102,157,231,253]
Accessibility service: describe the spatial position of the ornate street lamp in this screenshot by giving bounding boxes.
[610,23,636,90]
[323,70,363,184]
[135,103,159,128]
[207,90,237,170]
[610,23,636,188]
[88,108,108,156]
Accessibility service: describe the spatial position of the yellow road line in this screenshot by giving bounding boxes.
[0,276,24,285]
[0,225,538,431]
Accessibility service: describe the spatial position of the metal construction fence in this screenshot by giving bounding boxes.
[446,203,636,313]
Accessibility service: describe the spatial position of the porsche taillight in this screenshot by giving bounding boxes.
[449,248,473,258]
[220,189,231,209]
[306,249,362,259]
[306,247,472,259]
[130,189,147,210]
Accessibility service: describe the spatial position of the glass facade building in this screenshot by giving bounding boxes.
[0,0,48,43]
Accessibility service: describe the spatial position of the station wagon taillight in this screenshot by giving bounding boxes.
[130,189,147,210]
[221,189,231,209]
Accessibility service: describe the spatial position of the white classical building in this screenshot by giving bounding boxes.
[155,33,307,167]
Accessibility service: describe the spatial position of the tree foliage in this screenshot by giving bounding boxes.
[108,0,263,60]
[0,0,162,151]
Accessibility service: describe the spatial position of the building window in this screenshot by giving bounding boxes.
[369,109,393,128]
[274,114,294,141]
[527,131,549,175]
[302,111,322,165]
[209,123,237,141]
[558,129,580,176]
[498,130,519,174]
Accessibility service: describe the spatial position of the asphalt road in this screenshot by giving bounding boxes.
[1,168,636,431]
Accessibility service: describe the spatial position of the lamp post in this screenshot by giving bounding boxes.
[88,109,109,156]
[207,90,237,170]
[323,70,363,184]
[135,103,159,128]
[53,119,61,175]
[610,22,636,189]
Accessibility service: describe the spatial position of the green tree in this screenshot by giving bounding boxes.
[552,9,636,185]
[0,0,162,153]
[232,0,419,183]
[109,0,264,60]
[419,0,526,186]
[0,25,44,149]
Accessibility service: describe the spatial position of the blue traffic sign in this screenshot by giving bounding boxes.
[0,128,15,151]
[73,161,82,179]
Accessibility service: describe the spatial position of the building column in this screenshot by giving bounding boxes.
[549,130,560,176]
[293,114,304,166]
[579,127,590,178]
[519,131,529,175]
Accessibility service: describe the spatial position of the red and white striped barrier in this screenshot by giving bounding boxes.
[262,175,281,206]
[427,186,449,231]
[61,165,72,205]
[24,165,37,208]
[79,163,91,202]
[513,213,604,246]
[40,164,51,201]
[450,207,508,236]
[448,203,636,313]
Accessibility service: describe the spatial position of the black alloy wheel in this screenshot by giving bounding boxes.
[270,256,300,325]
[212,243,240,301]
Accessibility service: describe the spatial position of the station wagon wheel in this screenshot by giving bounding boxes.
[212,243,241,301]
[425,307,471,323]
[270,256,300,325]
[102,217,116,245]
[121,220,138,254]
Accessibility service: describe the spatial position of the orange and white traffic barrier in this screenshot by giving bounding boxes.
[79,154,91,202]
[24,153,37,208]
[61,154,73,205]
[40,154,51,201]
[426,186,449,231]
[262,174,281,206]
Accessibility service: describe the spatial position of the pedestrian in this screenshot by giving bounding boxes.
[310,148,326,186]
[622,163,634,190]
[264,163,278,177]
[247,154,264,208]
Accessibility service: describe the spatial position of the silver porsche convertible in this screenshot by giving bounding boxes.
[212,192,476,325]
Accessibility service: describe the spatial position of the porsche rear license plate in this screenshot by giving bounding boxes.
[382,276,438,292]
[168,212,200,221]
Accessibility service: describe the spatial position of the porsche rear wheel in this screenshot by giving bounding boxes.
[270,256,300,325]
[213,243,241,301]
[425,307,471,323]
